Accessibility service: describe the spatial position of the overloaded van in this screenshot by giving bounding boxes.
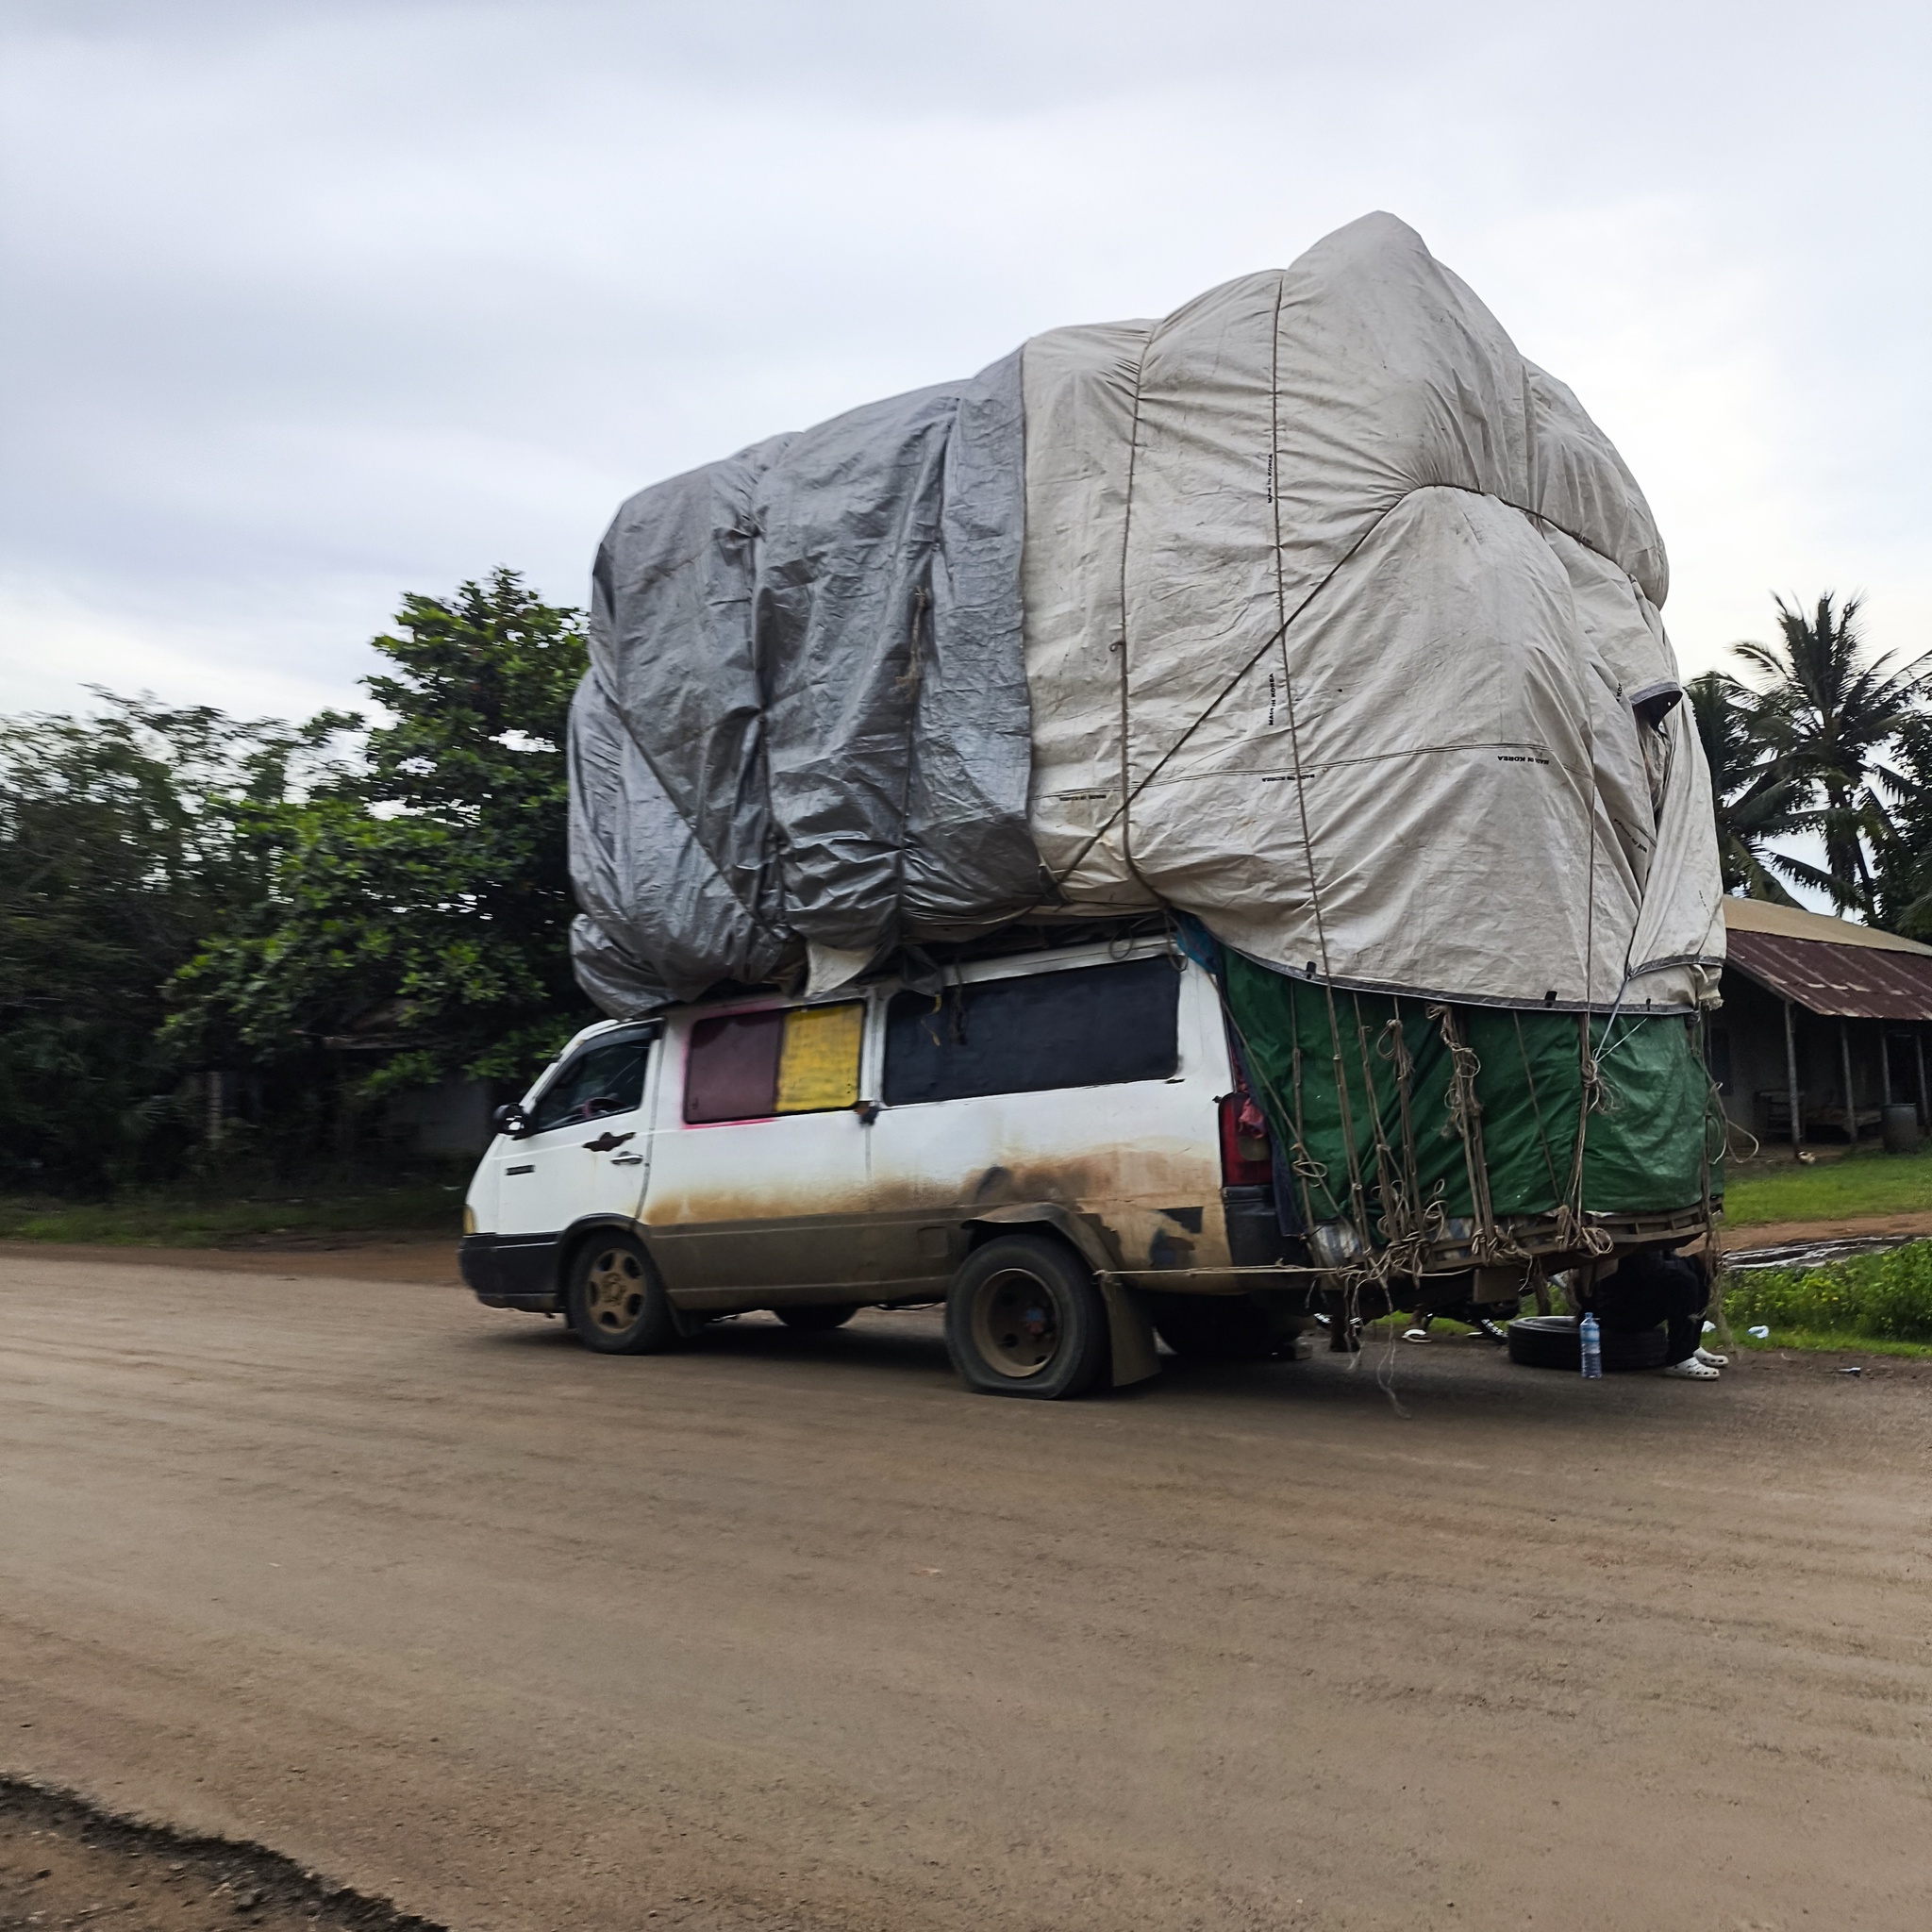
[513,220,1729,1396]
[461,934,1306,1398]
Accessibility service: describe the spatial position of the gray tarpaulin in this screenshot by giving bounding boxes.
[572,212,1724,1019]
[570,351,1039,1013]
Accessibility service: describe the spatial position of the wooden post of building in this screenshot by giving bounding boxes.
[1917,1030,1929,1131]
[1784,1000,1803,1161]
[1882,1027,1893,1107]
[1840,1019,1857,1145]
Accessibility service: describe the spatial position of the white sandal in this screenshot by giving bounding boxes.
[1695,1346,1729,1367]
[1661,1357,1721,1380]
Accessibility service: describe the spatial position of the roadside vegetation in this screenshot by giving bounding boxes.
[0,570,594,1196]
[1722,1240,1932,1355]
[0,1173,468,1247]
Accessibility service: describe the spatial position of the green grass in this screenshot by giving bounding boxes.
[1722,1144,1932,1227]
[0,1179,467,1247]
[1721,1239,1932,1345]
[1726,1326,1932,1359]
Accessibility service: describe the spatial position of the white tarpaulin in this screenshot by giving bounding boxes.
[1020,211,1723,1012]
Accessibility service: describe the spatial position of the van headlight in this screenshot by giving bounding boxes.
[462,1205,476,1235]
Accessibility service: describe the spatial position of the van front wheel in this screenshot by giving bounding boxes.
[945,1235,1109,1400]
[566,1235,681,1355]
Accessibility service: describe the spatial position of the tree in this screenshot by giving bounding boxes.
[174,570,596,1111]
[0,696,350,1187]
[1685,670,1803,901]
[1731,593,1931,916]
[1870,711,1932,941]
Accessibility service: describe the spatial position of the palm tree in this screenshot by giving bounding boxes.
[1686,671,1802,900]
[1731,593,1931,916]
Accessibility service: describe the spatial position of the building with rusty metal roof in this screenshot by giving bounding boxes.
[1713,899,1932,1154]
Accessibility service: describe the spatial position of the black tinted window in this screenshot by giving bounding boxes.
[529,1034,652,1134]
[884,956,1180,1106]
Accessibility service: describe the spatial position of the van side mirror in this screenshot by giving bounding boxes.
[493,1102,530,1139]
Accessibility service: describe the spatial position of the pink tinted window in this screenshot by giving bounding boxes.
[684,1009,783,1123]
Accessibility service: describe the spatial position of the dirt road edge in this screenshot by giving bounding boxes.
[0,1774,450,1931]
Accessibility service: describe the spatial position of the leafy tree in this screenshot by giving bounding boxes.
[174,569,596,1111]
[1731,593,1930,915]
[0,696,349,1187]
[1685,670,1802,901]
[1870,712,1932,941]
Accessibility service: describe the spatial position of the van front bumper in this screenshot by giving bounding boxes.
[459,1232,562,1311]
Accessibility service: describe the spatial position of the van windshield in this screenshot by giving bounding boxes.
[528,1034,653,1134]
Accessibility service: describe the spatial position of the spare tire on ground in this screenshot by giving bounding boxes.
[1506,1315,1671,1374]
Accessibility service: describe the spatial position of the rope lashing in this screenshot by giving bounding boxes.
[1426,1003,1528,1268]
[1552,1013,1616,1259]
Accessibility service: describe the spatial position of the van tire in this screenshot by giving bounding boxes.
[1148,1293,1278,1362]
[776,1304,859,1331]
[945,1234,1109,1400]
[566,1234,682,1355]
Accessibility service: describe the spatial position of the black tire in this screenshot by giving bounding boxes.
[1506,1314,1671,1374]
[776,1304,859,1332]
[565,1234,682,1355]
[944,1234,1110,1400]
[1149,1292,1278,1362]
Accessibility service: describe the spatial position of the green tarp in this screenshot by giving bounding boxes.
[1221,951,1719,1236]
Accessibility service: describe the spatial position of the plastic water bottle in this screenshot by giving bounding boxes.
[1579,1312,1603,1380]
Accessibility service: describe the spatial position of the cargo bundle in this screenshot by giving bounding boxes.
[568,213,1727,1283]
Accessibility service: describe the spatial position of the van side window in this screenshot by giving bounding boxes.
[528,1035,652,1135]
[883,957,1180,1106]
[685,1003,864,1124]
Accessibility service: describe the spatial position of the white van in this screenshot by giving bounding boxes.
[459,934,1300,1398]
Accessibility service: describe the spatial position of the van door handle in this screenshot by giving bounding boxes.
[608,1153,644,1166]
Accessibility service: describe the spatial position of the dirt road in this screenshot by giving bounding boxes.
[4,1253,1930,1932]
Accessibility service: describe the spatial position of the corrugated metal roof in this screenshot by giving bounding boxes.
[1725,928,1932,1021]
[1722,896,1932,957]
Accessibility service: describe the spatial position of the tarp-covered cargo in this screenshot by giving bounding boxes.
[569,211,1727,1255]
[570,349,1041,1013]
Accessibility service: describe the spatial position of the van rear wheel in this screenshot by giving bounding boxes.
[945,1234,1109,1400]
[566,1235,681,1355]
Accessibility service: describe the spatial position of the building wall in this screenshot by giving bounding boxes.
[1710,969,1930,1142]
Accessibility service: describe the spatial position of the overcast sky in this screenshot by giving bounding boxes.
[3,0,1927,724]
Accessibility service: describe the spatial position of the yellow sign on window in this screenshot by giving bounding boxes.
[775,1002,863,1113]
